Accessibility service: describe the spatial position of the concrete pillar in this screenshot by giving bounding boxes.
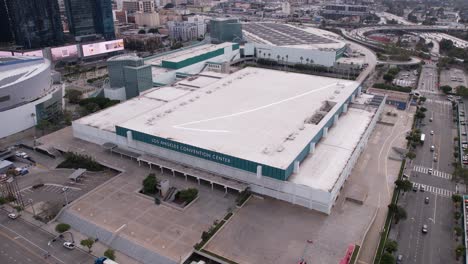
[333,114,338,125]
[358,86,362,95]
[256,165,262,179]
[172,169,175,177]
[343,103,348,113]
[293,161,300,173]
[224,186,228,194]
[138,160,141,166]
[211,182,214,191]
[160,166,163,174]
[323,127,328,138]
[126,131,133,143]
[149,163,152,170]
[351,94,356,103]
[197,178,200,185]
[309,142,316,154]
[184,174,187,181]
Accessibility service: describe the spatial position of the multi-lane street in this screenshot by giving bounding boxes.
[395,65,457,264]
[0,211,94,264]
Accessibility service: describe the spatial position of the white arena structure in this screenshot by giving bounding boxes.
[242,23,348,67]
[73,67,385,214]
[0,56,63,138]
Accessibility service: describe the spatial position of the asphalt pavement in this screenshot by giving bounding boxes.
[0,211,94,264]
[395,65,457,264]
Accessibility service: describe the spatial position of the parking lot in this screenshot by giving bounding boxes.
[440,68,467,90]
[392,69,419,88]
[1,147,117,220]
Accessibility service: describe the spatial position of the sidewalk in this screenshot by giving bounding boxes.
[4,204,141,264]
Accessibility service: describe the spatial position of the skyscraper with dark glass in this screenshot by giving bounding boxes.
[3,0,64,49]
[65,0,115,40]
[0,0,14,44]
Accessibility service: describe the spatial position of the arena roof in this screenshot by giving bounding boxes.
[242,23,345,50]
[78,68,361,169]
[0,56,49,89]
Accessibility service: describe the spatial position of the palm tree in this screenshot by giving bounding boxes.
[285,55,288,64]
[300,56,303,64]
[306,58,310,64]
[277,55,280,63]
[258,50,262,62]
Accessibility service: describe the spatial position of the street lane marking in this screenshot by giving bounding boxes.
[412,182,453,197]
[0,228,48,263]
[412,165,452,180]
[0,223,65,264]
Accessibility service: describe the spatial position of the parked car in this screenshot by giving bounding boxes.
[425,197,429,204]
[428,168,433,175]
[430,130,434,135]
[397,254,403,263]
[8,213,19,219]
[413,183,419,192]
[15,151,28,159]
[63,242,75,250]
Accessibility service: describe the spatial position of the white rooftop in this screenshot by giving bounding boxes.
[289,107,374,191]
[108,67,361,169]
[0,57,50,89]
[243,23,346,50]
[145,43,233,66]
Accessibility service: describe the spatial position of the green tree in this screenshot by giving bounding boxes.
[456,244,466,260]
[80,238,95,252]
[65,89,83,104]
[419,96,427,102]
[440,85,452,94]
[142,174,158,194]
[388,204,407,224]
[104,248,116,260]
[36,119,52,133]
[452,194,463,203]
[455,226,463,236]
[55,223,71,233]
[395,179,413,192]
[383,73,396,83]
[385,239,398,253]
[380,252,395,264]
[148,28,159,34]
[415,111,425,119]
[176,188,198,203]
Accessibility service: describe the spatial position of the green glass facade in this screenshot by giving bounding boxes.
[107,56,152,99]
[115,126,287,180]
[161,48,225,70]
[210,19,243,44]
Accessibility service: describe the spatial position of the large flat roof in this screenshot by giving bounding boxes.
[145,43,233,66]
[243,23,345,50]
[113,67,360,169]
[288,107,374,191]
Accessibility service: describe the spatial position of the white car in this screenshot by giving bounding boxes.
[8,213,19,219]
[430,130,434,135]
[15,152,28,159]
[63,242,75,250]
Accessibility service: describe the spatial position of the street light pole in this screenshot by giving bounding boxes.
[63,189,69,205]
[28,199,36,216]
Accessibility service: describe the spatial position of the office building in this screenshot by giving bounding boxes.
[210,18,242,44]
[167,21,204,41]
[123,0,155,13]
[2,0,64,49]
[65,0,115,40]
[105,54,153,100]
[0,0,13,43]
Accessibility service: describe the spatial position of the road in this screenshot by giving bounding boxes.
[0,211,94,264]
[395,65,456,263]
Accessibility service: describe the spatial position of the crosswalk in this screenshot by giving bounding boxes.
[413,165,452,180]
[412,182,454,197]
[426,98,453,106]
